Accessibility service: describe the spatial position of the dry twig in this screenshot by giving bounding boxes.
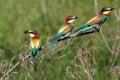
[0,29,98,80]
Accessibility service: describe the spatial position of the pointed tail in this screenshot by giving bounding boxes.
[30,48,41,60]
[71,24,88,36]
[45,34,62,48]
[74,24,88,33]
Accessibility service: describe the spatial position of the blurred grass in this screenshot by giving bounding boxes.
[0,0,120,80]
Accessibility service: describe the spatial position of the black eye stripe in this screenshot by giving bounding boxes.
[105,9,110,11]
[29,32,34,34]
[67,18,72,21]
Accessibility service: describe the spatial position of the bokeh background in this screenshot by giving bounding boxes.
[0,0,120,80]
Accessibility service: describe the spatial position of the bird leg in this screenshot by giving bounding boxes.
[95,25,101,32]
[95,27,100,32]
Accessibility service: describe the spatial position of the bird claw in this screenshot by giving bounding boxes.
[95,27,100,32]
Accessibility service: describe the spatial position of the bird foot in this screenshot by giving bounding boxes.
[95,27,100,32]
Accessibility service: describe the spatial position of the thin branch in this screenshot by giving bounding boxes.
[108,10,120,70]
[0,54,31,80]
[100,29,113,53]
[94,0,98,14]
[78,58,93,80]
[42,30,98,49]
[59,30,98,41]
[0,29,98,80]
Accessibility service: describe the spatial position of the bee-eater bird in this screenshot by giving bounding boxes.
[73,7,114,35]
[46,16,78,47]
[24,30,41,58]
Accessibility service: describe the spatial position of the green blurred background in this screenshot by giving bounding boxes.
[0,0,120,80]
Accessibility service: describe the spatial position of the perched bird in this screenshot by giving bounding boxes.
[73,7,114,35]
[46,16,78,47]
[24,30,41,58]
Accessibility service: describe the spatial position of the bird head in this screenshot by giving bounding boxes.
[65,16,78,24]
[24,30,38,38]
[101,7,114,15]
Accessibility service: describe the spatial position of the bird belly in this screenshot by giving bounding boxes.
[30,40,40,48]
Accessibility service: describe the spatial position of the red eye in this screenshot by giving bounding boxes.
[66,16,72,21]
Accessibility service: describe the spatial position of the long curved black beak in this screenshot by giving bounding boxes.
[75,16,79,19]
[24,30,29,34]
[106,7,114,11]
[110,8,114,10]
[71,16,79,19]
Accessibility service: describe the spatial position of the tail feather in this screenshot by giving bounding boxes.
[30,48,40,60]
[32,51,37,57]
[30,52,36,60]
[72,24,100,36]
[46,34,62,48]
[71,24,88,37]
[74,24,88,33]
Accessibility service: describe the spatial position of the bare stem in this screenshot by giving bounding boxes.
[94,0,98,14]
[0,25,107,80]
[100,29,113,53]
[0,29,98,80]
[0,54,31,80]
[42,30,98,49]
[108,10,120,70]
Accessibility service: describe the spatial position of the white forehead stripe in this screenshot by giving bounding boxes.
[72,16,75,19]
[106,8,111,10]
[29,30,33,32]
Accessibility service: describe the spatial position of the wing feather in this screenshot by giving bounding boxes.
[87,15,102,26]
[57,24,69,34]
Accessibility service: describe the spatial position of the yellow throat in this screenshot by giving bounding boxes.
[103,11,111,15]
